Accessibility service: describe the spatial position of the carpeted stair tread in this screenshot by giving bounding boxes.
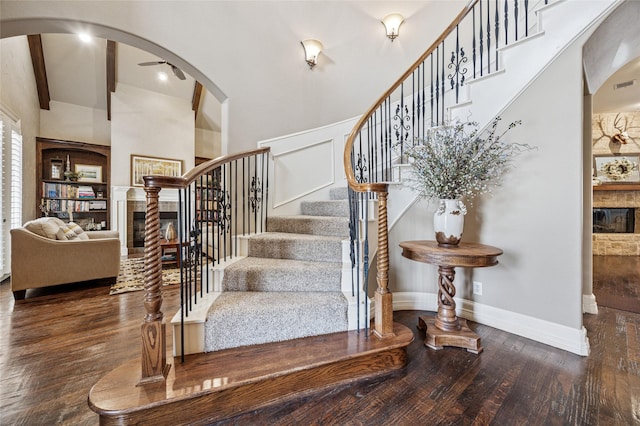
[204,291,348,352]
[301,200,349,217]
[267,215,349,237]
[223,257,342,292]
[248,232,344,263]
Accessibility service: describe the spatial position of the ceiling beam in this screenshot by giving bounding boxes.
[192,81,203,120]
[106,40,117,121]
[27,34,50,110]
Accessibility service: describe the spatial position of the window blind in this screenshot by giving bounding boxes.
[0,108,23,278]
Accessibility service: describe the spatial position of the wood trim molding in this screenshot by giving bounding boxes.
[192,81,203,119]
[106,40,117,121]
[27,34,50,110]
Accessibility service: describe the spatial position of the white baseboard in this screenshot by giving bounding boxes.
[582,293,598,315]
[391,292,590,356]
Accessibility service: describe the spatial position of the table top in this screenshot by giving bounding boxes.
[399,240,503,268]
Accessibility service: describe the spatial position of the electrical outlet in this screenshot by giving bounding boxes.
[473,281,482,296]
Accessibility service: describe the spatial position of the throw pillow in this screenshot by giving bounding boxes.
[67,222,89,240]
[56,224,78,240]
[24,217,65,240]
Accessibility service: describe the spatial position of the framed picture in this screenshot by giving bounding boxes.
[50,159,63,180]
[131,155,183,187]
[75,164,103,183]
[594,154,640,183]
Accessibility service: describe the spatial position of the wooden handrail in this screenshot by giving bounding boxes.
[143,147,271,190]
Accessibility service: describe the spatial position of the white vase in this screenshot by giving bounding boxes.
[164,222,177,241]
[433,199,466,247]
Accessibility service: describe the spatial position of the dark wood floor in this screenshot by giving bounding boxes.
[593,255,640,314]
[1,258,639,425]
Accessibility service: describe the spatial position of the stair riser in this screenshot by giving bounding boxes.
[301,201,349,217]
[248,239,343,263]
[223,268,342,292]
[267,217,349,238]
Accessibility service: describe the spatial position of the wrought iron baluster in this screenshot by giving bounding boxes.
[495,0,500,71]
[435,46,440,124]
[448,25,467,104]
[441,41,445,125]
[514,0,519,41]
[486,0,491,74]
[525,0,529,37]
[421,62,426,137]
[504,0,509,45]
[473,7,477,79]
[430,54,435,125]
[479,0,484,76]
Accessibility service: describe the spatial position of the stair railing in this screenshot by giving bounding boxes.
[139,147,270,383]
[344,0,542,338]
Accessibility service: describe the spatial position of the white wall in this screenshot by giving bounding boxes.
[0,1,463,154]
[195,128,221,160]
[40,101,111,145]
[0,36,40,222]
[111,84,194,186]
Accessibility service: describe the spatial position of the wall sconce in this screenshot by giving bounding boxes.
[301,39,323,69]
[381,13,404,41]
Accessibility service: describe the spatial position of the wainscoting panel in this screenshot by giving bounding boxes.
[271,139,334,208]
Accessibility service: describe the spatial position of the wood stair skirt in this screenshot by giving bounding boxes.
[89,323,413,425]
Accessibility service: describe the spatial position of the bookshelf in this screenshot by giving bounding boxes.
[36,137,111,230]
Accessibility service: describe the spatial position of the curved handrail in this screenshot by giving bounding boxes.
[143,147,271,189]
[343,0,478,193]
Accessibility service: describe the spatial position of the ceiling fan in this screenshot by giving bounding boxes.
[137,60,186,80]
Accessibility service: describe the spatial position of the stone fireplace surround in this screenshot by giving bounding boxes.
[592,188,640,256]
[112,186,180,256]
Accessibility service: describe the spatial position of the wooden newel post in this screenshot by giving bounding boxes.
[137,184,170,386]
[374,191,395,338]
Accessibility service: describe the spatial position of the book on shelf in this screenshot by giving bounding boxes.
[77,185,95,198]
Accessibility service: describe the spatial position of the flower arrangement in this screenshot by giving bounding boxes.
[599,157,638,181]
[399,118,534,202]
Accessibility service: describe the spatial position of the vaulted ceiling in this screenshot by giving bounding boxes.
[23,25,639,137]
[27,33,221,132]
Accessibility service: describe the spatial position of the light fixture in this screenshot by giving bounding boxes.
[77,32,92,43]
[157,71,169,82]
[301,39,323,69]
[381,13,404,41]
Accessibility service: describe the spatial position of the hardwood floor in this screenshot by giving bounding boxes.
[1,268,639,425]
[593,255,640,314]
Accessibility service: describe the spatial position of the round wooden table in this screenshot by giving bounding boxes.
[399,240,503,354]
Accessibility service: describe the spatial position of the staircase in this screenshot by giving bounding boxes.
[203,187,355,352]
[90,1,619,423]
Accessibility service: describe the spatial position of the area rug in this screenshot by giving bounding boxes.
[110,258,181,295]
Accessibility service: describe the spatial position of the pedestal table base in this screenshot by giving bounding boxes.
[417,315,482,354]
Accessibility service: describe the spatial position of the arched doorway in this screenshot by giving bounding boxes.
[583,0,640,315]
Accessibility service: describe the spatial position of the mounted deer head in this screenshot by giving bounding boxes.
[612,113,630,144]
[594,113,640,149]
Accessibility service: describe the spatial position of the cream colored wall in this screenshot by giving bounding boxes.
[0,36,40,222]
[195,128,221,160]
[40,101,111,145]
[111,84,195,187]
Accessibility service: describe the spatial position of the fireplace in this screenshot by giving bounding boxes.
[132,211,178,247]
[593,208,635,233]
[592,188,640,256]
[126,198,179,253]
